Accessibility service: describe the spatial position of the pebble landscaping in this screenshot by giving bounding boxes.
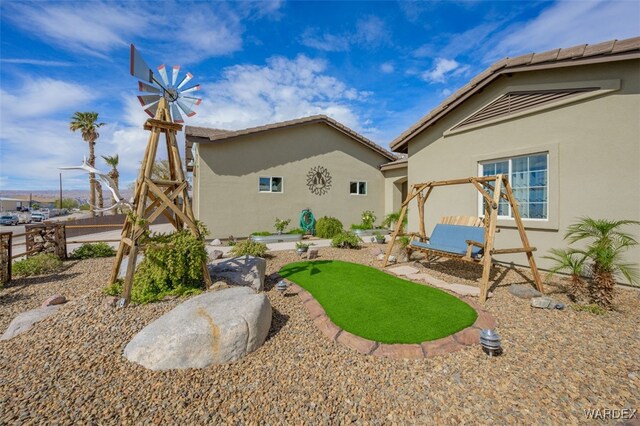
[1,248,639,424]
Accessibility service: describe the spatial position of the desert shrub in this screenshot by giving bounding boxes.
[287,228,306,234]
[316,216,344,238]
[129,227,208,304]
[251,231,271,236]
[350,224,368,230]
[382,209,408,230]
[13,253,63,277]
[572,303,607,315]
[274,218,291,233]
[230,240,268,257]
[71,242,116,259]
[331,232,361,249]
[360,210,376,229]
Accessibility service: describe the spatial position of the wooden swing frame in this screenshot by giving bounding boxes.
[383,174,544,302]
[108,97,212,305]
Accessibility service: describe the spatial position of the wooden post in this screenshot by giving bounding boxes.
[502,176,544,293]
[479,175,502,302]
[0,232,11,285]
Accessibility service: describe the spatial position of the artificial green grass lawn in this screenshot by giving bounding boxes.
[279,260,477,344]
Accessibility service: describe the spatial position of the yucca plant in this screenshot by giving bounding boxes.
[564,218,640,309]
[544,248,589,304]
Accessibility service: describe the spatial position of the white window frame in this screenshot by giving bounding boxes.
[349,181,367,196]
[478,152,549,221]
[258,176,283,193]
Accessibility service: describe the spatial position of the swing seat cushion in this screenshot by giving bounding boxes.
[410,224,485,257]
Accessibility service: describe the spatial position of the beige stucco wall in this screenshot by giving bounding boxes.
[193,123,392,238]
[406,59,640,276]
[382,166,408,216]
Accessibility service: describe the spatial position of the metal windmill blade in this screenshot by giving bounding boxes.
[130,44,202,122]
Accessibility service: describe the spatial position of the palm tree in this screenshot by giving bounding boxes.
[70,112,105,217]
[565,218,640,308]
[102,154,120,208]
[544,248,589,304]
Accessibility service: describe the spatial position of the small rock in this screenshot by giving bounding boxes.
[102,296,119,310]
[210,250,224,260]
[210,281,229,292]
[41,294,66,308]
[388,255,397,263]
[531,296,563,309]
[210,239,222,246]
[307,248,319,259]
[628,372,638,380]
[1,306,60,340]
[509,284,542,299]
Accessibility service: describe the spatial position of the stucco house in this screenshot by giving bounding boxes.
[390,37,640,272]
[186,116,406,238]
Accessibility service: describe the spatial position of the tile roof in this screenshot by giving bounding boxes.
[186,115,397,161]
[390,36,640,152]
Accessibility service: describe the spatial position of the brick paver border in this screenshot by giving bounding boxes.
[278,276,497,359]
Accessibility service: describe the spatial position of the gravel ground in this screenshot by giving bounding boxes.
[1,245,639,425]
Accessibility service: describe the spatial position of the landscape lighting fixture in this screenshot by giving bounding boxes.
[276,280,288,296]
[480,329,502,356]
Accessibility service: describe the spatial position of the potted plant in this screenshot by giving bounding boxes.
[296,241,314,255]
[373,231,386,244]
[274,218,291,235]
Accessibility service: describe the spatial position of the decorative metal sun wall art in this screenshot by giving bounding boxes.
[306,166,332,196]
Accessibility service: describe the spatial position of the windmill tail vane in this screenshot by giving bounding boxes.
[130,44,201,123]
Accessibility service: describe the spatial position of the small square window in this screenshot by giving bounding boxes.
[259,177,283,193]
[350,181,367,195]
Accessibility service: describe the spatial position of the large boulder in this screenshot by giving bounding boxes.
[208,255,266,292]
[1,306,60,341]
[124,287,272,370]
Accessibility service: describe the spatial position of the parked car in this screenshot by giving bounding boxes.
[31,212,44,222]
[39,209,50,219]
[0,215,19,226]
[16,211,32,224]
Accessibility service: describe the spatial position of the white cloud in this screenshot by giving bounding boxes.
[3,2,245,63]
[301,16,390,52]
[380,62,395,73]
[190,55,370,133]
[421,58,468,83]
[0,78,94,119]
[488,0,640,61]
[3,2,139,57]
[1,58,73,67]
[300,30,351,52]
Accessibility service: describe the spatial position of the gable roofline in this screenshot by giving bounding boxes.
[186,115,397,161]
[390,36,640,153]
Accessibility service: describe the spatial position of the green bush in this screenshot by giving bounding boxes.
[71,242,116,259]
[316,216,344,238]
[13,253,63,277]
[287,228,306,235]
[128,228,209,304]
[230,240,268,257]
[251,231,272,236]
[331,232,361,249]
[350,224,369,230]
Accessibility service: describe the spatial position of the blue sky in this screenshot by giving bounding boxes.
[1,0,638,191]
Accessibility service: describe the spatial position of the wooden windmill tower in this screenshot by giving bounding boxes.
[109,45,212,305]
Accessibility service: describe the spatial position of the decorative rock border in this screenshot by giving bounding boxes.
[281,279,497,359]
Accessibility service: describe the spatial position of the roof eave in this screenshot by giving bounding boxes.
[390,49,640,153]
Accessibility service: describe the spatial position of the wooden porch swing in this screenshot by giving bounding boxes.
[383,174,544,302]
